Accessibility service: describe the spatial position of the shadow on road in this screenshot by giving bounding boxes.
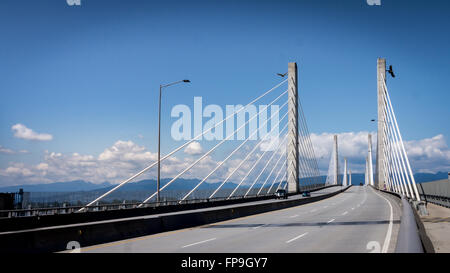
[203,220,401,229]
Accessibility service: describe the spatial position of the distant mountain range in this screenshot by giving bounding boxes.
[342,172,448,184]
[0,178,241,193]
[413,171,448,183]
[0,180,112,193]
[0,172,447,193]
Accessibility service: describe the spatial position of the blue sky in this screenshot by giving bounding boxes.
[0,0,449,185]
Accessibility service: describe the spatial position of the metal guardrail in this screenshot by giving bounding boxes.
[0,193,274,218]
[417,179,450,208]
[420,194,450,208]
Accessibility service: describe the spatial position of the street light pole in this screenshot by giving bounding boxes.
[157,84,162,204]
[157,80,190,204]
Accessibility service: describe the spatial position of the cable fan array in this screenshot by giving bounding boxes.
[80,77,323,211]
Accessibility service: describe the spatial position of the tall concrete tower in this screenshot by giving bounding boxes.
[376,58,387,190]
[287,62,299,194]
[334,135,339,185]
[349,169,352,186]
[368,134,374,186]
[343,158,348,187]
[365,156,368,185]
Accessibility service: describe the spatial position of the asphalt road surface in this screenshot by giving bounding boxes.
[78,186,402,253]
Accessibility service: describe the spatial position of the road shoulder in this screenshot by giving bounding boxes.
[419,203,450,253]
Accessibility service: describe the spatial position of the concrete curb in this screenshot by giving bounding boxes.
[395,196,424,253]
[0,186,350,253]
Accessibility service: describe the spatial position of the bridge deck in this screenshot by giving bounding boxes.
[76,186,402,253]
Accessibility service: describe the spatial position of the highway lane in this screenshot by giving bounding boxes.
[79,186,402,253]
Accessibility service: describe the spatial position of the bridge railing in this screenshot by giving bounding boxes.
[417,179,450,208]
[0,192,277,219]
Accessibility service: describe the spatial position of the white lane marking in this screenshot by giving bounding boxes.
[327,219,335,224]
[253,224,268,229]
[289,214,299,218]
[181,238,216,248]
[342,211,348,216]
[310,209,317,212]
[366,241,381,253]
[370,187,393,253]
[286,232,308,243]
[323,206,329,209]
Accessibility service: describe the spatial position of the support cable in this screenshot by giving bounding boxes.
[243,134,289,197]
[382,75,421,200]
[385,106,411,197]
[138,90,288,206]
[385,83,414,197]
[179,100,288,201]
[227,131,288,199]
[79,79,288,211]
[266,157,287,194]
[256,146,287,195]
[297,109,316,190]
[383,116,406,196]
[208,111,289,199]
[299,99,322,188]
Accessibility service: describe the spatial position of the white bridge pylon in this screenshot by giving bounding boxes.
[375,58,421,201]
[365,134,375,186]
[324,135,352,187]
[325,135,340,186]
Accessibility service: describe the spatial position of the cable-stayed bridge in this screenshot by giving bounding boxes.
[0,59,439,253]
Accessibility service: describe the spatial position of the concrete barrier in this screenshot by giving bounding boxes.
[0,186,350,253]
[395,196,424,253]
[370,185,434,253]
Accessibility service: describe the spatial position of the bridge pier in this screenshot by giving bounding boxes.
[287,62,299,194]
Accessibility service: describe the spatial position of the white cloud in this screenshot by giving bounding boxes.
[11,124,53,141]
[404,134,450,173]
[0,145,15,155]
[0,145,29,155]
[184,141,204,155]
[98,140,156,162]
[0,140,215,186]
[259,136,282,152]
[0,133,448,187]
[0,163,34,177]
[311,131,450,174]
[311,131,376,173]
